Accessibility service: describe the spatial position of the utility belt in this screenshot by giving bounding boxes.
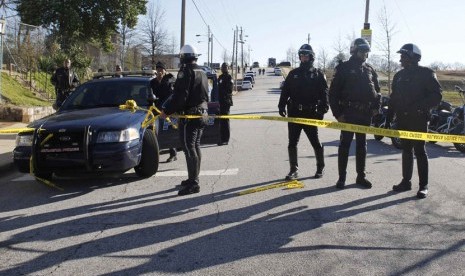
[288,99,318,112]
[180,106,208,115]
[397,109,426,116]
[339,100,373,112]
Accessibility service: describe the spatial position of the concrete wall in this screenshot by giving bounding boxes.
[0,106,54,123]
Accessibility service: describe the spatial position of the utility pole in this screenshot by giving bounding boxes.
[210,33,213,66]
[232,28,237,91]
[180,0,186,48]
[240,27,244,71]
[361,0,372,46]
[207,25,211,67]
[235,26,239,84]
[307,33,311,44]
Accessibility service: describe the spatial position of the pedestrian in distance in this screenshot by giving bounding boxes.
[278,43,329,180]
[218,62,234,146]
[329,38,381,189]
[150,61,178,162]
[113,65,123,78]
[160,44,209,196]
[388,43,442,199]
[51,58,80,110]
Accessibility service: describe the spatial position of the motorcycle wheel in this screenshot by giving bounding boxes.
[391,137,402,149]
[374,135,384,141]
[453,143,465,153]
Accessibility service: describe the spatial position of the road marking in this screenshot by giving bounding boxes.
[157,168,239,177]
[11,168,240,181]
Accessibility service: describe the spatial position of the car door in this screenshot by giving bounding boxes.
[156,73,220,150]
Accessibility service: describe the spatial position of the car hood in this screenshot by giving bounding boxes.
[28,107,148,131]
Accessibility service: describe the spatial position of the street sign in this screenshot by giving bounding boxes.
[361,28,372,46]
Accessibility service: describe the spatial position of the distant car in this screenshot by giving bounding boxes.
[252,62,259,68]
[274,67,282,76]
[198,65,216,75]
[13,71,221,180]
[243,76,254,87]
[241,80,252,90]
[243,73,255,84]
[246,71,257,77]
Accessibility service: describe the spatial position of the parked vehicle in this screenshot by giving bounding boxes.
[274,67,282,76]
[370,95,390,141]
[13,71,221,179]
[241,79,253,90]
[243,73,255,84]
[390,85,465,152]
[426,85,465,152]
[243,76,254,88]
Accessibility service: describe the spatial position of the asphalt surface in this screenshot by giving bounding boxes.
[1,69,464,275]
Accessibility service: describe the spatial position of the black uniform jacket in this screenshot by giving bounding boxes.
[218,73,233,106]
[150,73,175,108]
[164,63,209,115]
[278,65,329,115]
[51,67,80,91]
[389,65,442,131]
[329,56,381,118]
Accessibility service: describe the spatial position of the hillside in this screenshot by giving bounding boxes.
[0,72,52,107]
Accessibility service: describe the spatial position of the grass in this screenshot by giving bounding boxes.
[0,72,51,107]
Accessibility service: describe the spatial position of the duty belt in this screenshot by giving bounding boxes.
[182,106,208,115]
[288,99,318,111]
[339,100,372,112]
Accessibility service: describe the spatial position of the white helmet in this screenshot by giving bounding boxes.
[180,44,200,62]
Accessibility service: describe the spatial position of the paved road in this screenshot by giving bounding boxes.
[1,69,464,275]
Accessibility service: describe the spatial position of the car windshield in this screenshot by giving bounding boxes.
[244,76,253,81]
[61,80,151,110]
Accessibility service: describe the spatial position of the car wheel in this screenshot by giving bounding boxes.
[374,135,384,141]
[453,143,465,153]
[16,160,30,173]
[135,129,159,178]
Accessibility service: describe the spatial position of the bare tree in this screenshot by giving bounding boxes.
[317,48,329,72]
[330,32,349,68]
[286,46,297,67]
[376,3,397,94]
[222,49,230,64]
[138,0,168,69]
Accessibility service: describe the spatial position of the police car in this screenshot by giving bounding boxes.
[13,70,220,179]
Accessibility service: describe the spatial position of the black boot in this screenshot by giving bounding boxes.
[393,180,412,192]
[285,147,299,180]
[314,146,325,178]
[178,156,200,195]
[336,147,349,189]
[417,185,428,199]
[355,149,372,189]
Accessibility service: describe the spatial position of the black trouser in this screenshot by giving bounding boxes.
[338,112,371,180]
[179,113,207,185]
[287,108,323,169]
[55,89,71,108]
[397,114,429,187]
[219,104,231,143]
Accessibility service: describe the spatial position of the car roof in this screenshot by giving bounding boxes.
[89,76,152,84]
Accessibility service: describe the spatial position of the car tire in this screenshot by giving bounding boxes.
[374,135,384,141]
[135,129,159,178]
[16,160,30,173]
[454,143,465,153]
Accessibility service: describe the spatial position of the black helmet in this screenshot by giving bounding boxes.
[179,44,200,63]
[298,44,315,57]
[155,61,166,70]
[221,62,228,69]
[350,38,371,55]
[397,43,421,61]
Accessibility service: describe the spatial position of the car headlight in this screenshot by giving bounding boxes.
[16,134,33,147]
[96,128,140,143]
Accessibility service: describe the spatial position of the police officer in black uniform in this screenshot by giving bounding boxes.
[329,38,381,189]
[51,58,79,109]
[388,44,442,199]
[150,61,177,162]
[218,62,233,145]
[278,44,329,180]
[160,44,209,196]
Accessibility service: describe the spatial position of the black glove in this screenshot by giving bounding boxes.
[316,104,328,115]
[279,107,287,117]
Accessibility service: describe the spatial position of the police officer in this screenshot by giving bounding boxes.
[278,44,329,180]
[113,65,123,78]
[150,61,177,162]
[160,44,209,196]
[329,38,381,189]
[218,62,233,145]
[51,58,79,109]
[389,44,442,199]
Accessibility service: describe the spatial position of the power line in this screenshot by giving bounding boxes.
[191,0,227,52]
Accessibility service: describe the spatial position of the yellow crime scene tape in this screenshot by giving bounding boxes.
[1,100,464,191]
[237,180,305,196]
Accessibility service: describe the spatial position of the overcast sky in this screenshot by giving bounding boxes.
[145,0,465,67]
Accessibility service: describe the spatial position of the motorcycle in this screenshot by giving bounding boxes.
[428,85,465,152]
[370,95,390,141]
[390,85,465,152]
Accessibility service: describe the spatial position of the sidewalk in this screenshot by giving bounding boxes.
[0,121,28,174]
